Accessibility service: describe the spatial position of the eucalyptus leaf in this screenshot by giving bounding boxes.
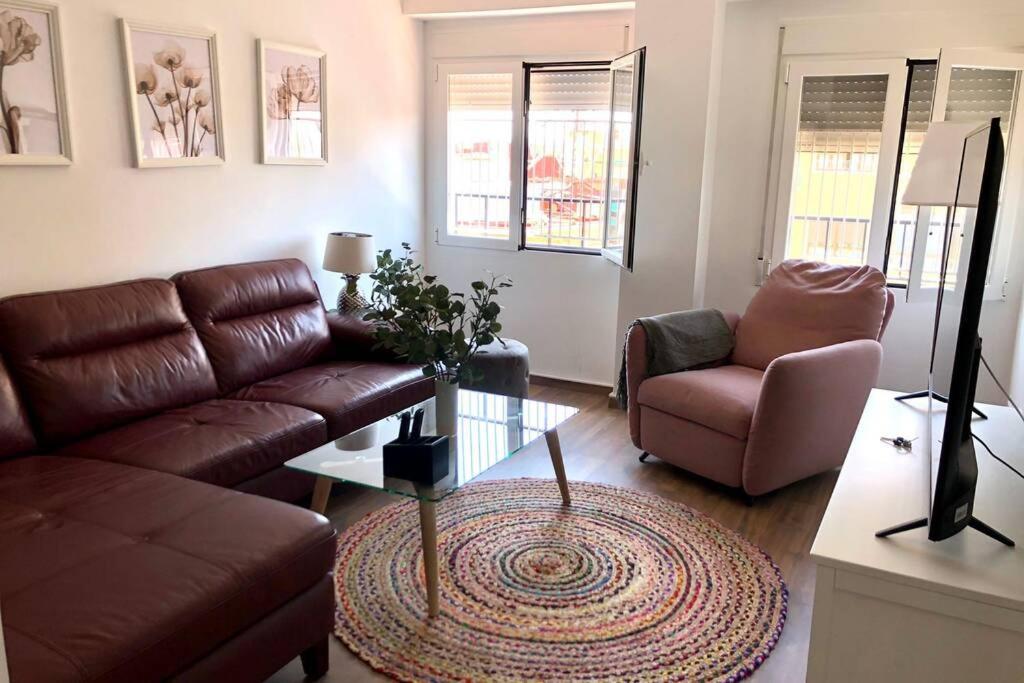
[363,244,512,383]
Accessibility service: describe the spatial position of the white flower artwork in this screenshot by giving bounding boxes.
[121,19,225,168]
[0,1,72,165]
[258,40,326,165]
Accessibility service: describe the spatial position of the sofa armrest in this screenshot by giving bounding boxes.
[325,312,401,362]
[624,310,740,449]
[743,339,882,495]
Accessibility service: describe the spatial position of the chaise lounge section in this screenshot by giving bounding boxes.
[0,258,433,681]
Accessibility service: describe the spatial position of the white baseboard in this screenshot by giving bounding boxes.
[531,372,613,390]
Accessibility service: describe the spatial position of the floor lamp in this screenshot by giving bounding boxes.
[894,120,990,418]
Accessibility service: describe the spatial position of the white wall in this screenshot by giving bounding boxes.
[424,11,633,386]
[404,0,633,18]
[0,0,424,307]
[610,0,726,374]
[1013,284,1024,402]
[704,0,1024,400]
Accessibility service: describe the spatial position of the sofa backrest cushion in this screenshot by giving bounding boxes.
[172,259,332,393]
[733,260,888,371]
[0,354,36,459]
[0,280,218,445]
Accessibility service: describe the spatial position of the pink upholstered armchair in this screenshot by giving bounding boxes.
[625,260,895,498]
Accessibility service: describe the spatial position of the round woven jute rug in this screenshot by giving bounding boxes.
[334,479,787,682]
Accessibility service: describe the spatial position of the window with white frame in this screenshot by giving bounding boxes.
[523,65,612,252]
[435,51,646,269]
[770,51,1024,300]
[772,62,906,270]
[445,70,517,245]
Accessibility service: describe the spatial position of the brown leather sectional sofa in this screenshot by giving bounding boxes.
[0,259,433,682]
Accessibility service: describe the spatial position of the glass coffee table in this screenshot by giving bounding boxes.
[284,388,579,618]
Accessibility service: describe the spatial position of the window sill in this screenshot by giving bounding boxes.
[435,236,518,252]
[522,245,602,257]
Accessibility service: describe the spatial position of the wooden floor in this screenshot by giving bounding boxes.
[267,382,837,683]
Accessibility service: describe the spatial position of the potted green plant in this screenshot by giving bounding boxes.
[363,243,512,433]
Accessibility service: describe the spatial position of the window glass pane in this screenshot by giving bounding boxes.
[785,74,889,266]
[886,63,936,285]
[605,65,634,256]
[914,67,1020,287]
[447,73,514,240]
[524,69,611,251]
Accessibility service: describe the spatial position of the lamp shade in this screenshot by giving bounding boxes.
[902,121,988,208]
[323,232,376,274]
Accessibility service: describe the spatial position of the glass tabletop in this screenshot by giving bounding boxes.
[284,388,578,502]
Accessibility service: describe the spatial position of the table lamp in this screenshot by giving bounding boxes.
[323,232,376,313]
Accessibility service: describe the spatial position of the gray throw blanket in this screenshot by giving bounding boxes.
[616,309,734,408]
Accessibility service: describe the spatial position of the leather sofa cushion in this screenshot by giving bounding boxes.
[0,355,35,460]
[57,400,327,489]
[637,365,764,440]
[0,456,335,682]
[231,361,433,438]
[0,279,218,445]
[173,260,333,393]
[733,260,888,371]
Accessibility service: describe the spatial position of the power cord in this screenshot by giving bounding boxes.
[973,433,1024,481]
[972,353,1024,481]
[980,354,1024,425]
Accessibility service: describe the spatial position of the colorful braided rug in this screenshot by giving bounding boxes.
[333,479,787,682]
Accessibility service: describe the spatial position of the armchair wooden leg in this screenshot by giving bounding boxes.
[300,637,329,679]
[638,452,651,463]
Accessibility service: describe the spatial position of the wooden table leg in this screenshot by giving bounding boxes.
[545,428,571,506]
[418,499,440,618]
[311,476,332,515]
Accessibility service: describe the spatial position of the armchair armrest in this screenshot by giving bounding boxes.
[624,310,741,449]
[325,312,402,363]
[625,323,649,449]
[743,339,882,495]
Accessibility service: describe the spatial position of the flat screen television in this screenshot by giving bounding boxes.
[877,118,1014,547]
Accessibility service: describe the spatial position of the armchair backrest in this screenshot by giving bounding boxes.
[733,260,889,370]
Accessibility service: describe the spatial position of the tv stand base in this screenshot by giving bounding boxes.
[875,515,1014,547]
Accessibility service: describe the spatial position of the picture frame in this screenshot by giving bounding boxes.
[0,0,72,166]
[120,18,225,168]
[257,39,327,165]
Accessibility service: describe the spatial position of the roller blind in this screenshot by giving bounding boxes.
[906,64,937,132]
[529,69,611,110]
[945,67,1020,126]
[448,72,514,111]
[799,74,889,131]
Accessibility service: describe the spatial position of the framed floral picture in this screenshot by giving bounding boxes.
[120,19,225,168]
[0,0,72,165]
[257,40,326,165]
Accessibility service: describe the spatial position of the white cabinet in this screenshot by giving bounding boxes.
[807,390,1024,682]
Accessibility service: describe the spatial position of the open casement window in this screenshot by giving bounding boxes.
[520,48,646,270]
[522,62,612,254]
[438,62,524,250]
[904,49,1024,302]
[770,60,908,271]
[436,52,646,262]
[601,48,645,270]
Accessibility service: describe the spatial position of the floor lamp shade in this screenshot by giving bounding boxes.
[902,121,988,208]
[323,232,376,274]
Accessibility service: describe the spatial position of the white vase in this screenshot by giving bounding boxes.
[435,378,460,436]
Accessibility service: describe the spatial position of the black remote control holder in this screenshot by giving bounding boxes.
[382,435,450,484]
